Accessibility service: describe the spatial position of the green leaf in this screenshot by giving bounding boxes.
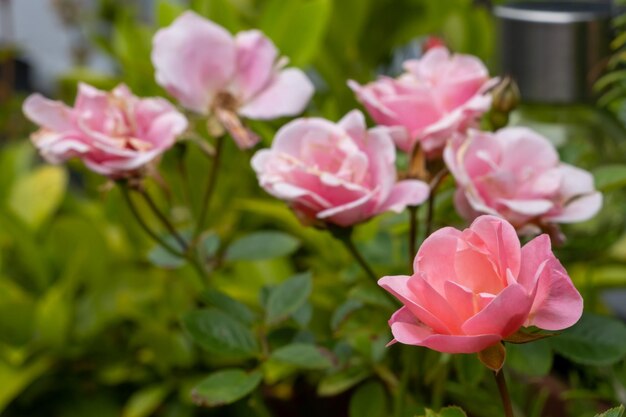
[265,271,312,325]
[122,385,170,417]
[593,165,626,192]
[348,283,395,310]
[156,0,185,27]
[225,231,300,261]
[318,367,370,397]
[8,165,67,230]
[595,405,625,417]
[181,308,259,358]
[331,299,363,331]
[507,340,553,377]
[549,313,626,366]
[0,357,53,413]
[453,354,486,387]
[191,0,241,32]
[200,289,256,325]
[420,407,468,417]
[271,343,332,370]
[35,285,72,349]
[259,0,331,66]
[191,369,262,407]
[348,381,388,417]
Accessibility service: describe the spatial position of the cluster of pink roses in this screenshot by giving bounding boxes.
[22,12,596,356]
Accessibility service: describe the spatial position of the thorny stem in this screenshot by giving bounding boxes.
[195,134,225,240]
[494,370,515,417]
[424,168,449,238]
[120,184,183,258]
[138,188,188,252]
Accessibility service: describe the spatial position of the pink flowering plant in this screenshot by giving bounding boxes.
[4,2,626,417]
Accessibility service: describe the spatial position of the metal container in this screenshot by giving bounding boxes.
[494,1,612,103]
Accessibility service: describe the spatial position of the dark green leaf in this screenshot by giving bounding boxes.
[192,369,262,407]
[265,272,312,325]
[318,367,370,397]
[181,309,259,358]
[331,299,363,331]
[348,381,388,417]
[507,340,553,377]
[200,289,256,325]
[225,231,300,261]
[453,354,486,387]
[271,343,332,370]
[549,313,626,366]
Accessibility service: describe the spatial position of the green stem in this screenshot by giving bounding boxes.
[120,185,183,258]
[333,229,378,284]
[138,188,188,252]
[494,370,515,417]
[194,135,225,240]
[408,205,419,270]
[424,168,448,238]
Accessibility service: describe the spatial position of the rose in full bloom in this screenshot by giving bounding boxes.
[22,83,187,178]
[348,46,494,157]
[379,215,583,354]
[444,127,602,233]
[152,11,315,149]
[251,110,430,227]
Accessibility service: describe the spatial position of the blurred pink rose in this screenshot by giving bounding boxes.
[251,110,430,227]
[444,127,602,232]
[152,11,315,149]
[379,215,583,354]
[23,83,187,178]
[349,47,494,157]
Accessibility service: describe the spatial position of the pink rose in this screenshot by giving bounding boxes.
[22,83,187,178]
[251,110,430,227]
[379,215,583,354]
[444,127,602,232]
[348,47,494,157]
[152,11,315,149]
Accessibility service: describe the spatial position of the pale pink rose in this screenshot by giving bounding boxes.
[22,83,187,178]
[379,215,583,354]
[444,127,602,232]
[348,46,494,157]
[152,11,315,149]
[251,110,430,227]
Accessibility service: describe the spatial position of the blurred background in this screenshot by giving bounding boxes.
[0,1,626,417]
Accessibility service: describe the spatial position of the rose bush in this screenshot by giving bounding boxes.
[379,215,583,354]
[444,127,602,232]
[22,83,187,178]
[349,46,494,157]
[252,110,430,226]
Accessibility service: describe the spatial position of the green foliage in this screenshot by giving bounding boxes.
[181,308,260,358]
[596,405,626,417]
[348,381,389,417]
[549,313,626,366]
[225,231,300,261]
[264,271,312,325]
[418,406,468,417]
[191,369,262,407]
[270,343,332,370]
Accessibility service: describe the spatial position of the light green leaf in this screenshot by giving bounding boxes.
[593,165,626,192]
[271,343,332,370]
[0,357,52,413]
[8,165,67,230]
[225,231,300,261]
[265,271,312,325]
[35,285,72,349]
[550,313,626,366]
[122,385,170,417]
[191,0,241,32]
[156,0,185,27]
[421,407,468,417]
[348,381,388,417]
[259,0,331,66]
[595,405,625,417]
[191,369,262,407]
[182,308,259,358]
